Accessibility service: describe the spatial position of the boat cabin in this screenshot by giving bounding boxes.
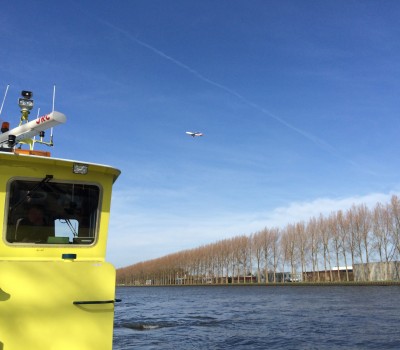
[0,151,120,350]
[0,90,121,349]
[0,152,120,260]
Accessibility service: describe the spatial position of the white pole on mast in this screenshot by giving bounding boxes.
[52,84,56,113]
[50,84,56,143]
[0,84,10,117]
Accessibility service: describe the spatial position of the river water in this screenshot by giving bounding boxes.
[113,285,400,349]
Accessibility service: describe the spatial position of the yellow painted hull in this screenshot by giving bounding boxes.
[0,260,116,350]
[0,152,121,349]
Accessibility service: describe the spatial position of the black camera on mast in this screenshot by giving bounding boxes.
[18,90,34,112]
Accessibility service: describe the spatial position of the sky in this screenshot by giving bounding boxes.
[2,1,400,267]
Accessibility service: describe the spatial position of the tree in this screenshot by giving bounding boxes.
[251,231,265,283]
[336,210,351,281]
[307,217,321,282]
[328,212,342,281]
[296,221,309,281]
[389,195,400,260]
[318,215,333,281]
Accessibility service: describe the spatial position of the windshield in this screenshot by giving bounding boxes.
[5,178,100,245]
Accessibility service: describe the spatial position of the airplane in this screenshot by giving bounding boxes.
[186,131,203,137]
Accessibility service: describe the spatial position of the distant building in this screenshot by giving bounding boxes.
[303,266,354,282]
[262,272,294,283]
[353,262,400,282]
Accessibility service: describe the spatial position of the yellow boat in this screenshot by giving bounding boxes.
[0,89,121,349]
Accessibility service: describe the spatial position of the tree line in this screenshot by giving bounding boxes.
[116,195,400,285]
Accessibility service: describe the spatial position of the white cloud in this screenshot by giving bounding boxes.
[261,192,397,227]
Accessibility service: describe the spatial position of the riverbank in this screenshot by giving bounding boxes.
[117,281,400,287]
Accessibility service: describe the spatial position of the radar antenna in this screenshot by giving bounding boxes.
[0,88,66,152]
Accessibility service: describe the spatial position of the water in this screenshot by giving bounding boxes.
[113,285,400,349]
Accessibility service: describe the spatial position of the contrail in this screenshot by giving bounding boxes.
[97,20,335,149]
[94,16,369,172]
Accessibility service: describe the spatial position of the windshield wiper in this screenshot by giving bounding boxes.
[10,174,53,212]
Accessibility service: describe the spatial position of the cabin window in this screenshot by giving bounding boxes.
[5,178,101,245]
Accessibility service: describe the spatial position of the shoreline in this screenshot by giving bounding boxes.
[117,281,400,287]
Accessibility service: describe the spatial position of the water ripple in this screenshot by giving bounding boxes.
[114,286,400,349]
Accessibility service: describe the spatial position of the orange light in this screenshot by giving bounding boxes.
[1,121,9,133]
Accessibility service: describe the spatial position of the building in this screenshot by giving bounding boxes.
[303,266,354,282]
[353,261,400,282]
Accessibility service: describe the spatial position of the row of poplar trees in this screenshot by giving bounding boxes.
[116,195,400,285]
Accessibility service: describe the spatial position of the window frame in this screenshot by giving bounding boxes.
[3,176,103,246]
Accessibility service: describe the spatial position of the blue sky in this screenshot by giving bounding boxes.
[2,1,400,267]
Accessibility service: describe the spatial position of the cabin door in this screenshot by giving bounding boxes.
[0,260,116,350]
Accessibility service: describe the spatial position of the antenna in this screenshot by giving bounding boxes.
[0,84,10,116]
[0,87,67,151]
[0,111,66,148]
[50,84,56,143]
[52,84,56,112]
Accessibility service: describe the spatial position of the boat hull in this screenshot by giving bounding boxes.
[0,260,116,350]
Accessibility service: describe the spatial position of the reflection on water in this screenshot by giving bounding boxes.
[113,286,400,349]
